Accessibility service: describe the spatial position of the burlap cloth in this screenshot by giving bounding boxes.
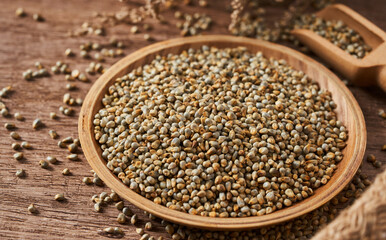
[312,168,386,240]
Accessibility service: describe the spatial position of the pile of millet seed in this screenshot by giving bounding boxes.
[93,46,348,218]
[293,14,372,59]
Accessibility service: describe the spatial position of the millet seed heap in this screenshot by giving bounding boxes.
[93,46,348,218]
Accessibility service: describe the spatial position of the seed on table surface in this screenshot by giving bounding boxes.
[65,83,77,91]
[122,207,132,216]
[73,138,81,147]
[143,34,152,41]
[80,50,89,59]
[14,112,25,121]
[10,131,21,140]
[113,227,123,235]
[148,236,155,240]
[62,168,71,175]
[16,169,25,178]
[1,108,9,117]
[136,228,144,235]
[50,112,58,119]
[49,130,59,139]
[93,177,104,186]
[130,214,138,224]
[58,140,66,148]
[140,234,150,240]
[32,118,43,129]
[382,145,386,151]
[15,8,26,17]
[143,24,151,31]
[14,152,23,161]
[62,137,74,144]
[21,141,32,149]
[145,222,153,230]
[65,48,74,57]
[12,142,21,150]
[117,213,126,224]
[165,225,174,235]
[115,201,124,210]
[378,109,386,119]
[94,202,102,212]
[75,98,83,106]
[67,154,78,161]
[4,122,15,130]
[28,204,37,214]
[63,93,71,104]
[82,177,92,185]
[158,237,163,240]
[78,73,88,82]
[103,227,114,234]
[367,154,376,163]
[110,192,120,202]
[32,13,44,22]
[46,156,57,164]
[373,161,382,168]
[54,193,65,201]
[68,143,78,153]
[39,160,49,168]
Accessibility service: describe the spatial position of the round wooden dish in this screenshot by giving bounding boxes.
[79,35,366,230]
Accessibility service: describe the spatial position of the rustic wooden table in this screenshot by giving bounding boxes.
[0,0,385,239]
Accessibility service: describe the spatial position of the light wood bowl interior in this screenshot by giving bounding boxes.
[79,35,366,230]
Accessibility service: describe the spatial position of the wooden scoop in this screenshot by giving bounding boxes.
[291,4,386,92]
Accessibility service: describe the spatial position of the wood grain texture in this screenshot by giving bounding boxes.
[0,0,385,239]
[79,35,366,230]
[291,4,386,91]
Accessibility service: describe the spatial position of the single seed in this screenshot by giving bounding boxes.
[14,112,25,121]
[65,48,74,57]
[68,143,78,153]
[62,137,74,143]
[83,177,93,185]
[46,156,57,164]
[4,122,15,130]
[130,214,138,224]
[58,141,66,148]
[378,109,386,119]
[366,154,376,163]
[117,213,126,224]
[54,193,65,201]
[32,13,44,22]
[373,161,382,168]
[16,169,25,178]
[15,8,26,17]
[62,168,71,175]
[39,160,49,168]
[49,130,59,139]
[136,228,144,235]
[21,141,32,149]
[12,142,21,150]
[1,108,9,117]
[28,204,37,214]
[144,34,151,41]
[14,152,23,161]
[115,201,124,210]
[140,234,150,240]
[145,222,153,230]
[32,118,43,129]
[382,145,386,151]
[93,177,104,186]
[122,207,132,216]
[67,154,78,161]
[94,202,102,212]
[10,132,21,140]
[50,112,58,119]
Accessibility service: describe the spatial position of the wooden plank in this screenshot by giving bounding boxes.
[0,0,385,239]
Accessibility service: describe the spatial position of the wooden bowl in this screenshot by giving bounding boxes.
[79,35,366,230]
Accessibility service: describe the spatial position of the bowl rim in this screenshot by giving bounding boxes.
[79,35,366,230]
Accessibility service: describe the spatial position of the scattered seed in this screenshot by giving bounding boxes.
[5,122,16,130]
[136,228,144,235]
[140,234,150,240]
[382,145,386,151]
[28,204,37,214]
[117,213,126,224]
[46,156,57,164]
[130,214,138,224]
[94,202,102,212]
[21,141,32,149]
[115,201,124,210]
[122,207,132,216]
[82,177,93,185]
[14,112,25,121]
[39,160,49,168]
[67,154,78,161]
[68,143,78,153]
[93,177,104,186]
[143,34,152,41]
[16,169,25,178]
[367,154,376,163]
[62,168,71,175]
[49,130,59,139]
[58,140,66,148]
[32,13,44,22]
[12,142,21,150]
[14,152,24,161]
[378,109,386,119]
[32,118,43,129]
[145,222,153,230]
[373,161,382,168]
[1,108,9,117]
[50,112,58,119]
[10,131,21,140]
[65,48,74,57]
[54,193,65,201]
[15,8,26,17]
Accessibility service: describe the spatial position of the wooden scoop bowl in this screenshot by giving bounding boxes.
[79,35,366,230]
[292,4,386,92]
